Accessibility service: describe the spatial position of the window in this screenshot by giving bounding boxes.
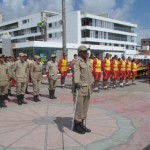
[49,34,52,38]
[22,19,29,24]
[49,23,52,28]
[95,31,98,38]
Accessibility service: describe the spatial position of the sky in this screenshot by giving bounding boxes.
[0,0,150,44]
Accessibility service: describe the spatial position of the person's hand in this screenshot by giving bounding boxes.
[75,83,81,90]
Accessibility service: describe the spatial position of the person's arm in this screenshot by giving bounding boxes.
[74,61,80,84]
[93,59,96,73]
[46,62,50,80]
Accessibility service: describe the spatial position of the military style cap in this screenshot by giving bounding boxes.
[78,45,88,52]
[0,54,4,58]
[24,53,28,57]
[34,55,40,59]
[51,54,56,57]
[19,53,25,57]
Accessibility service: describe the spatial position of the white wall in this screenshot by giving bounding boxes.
[67,49,78,62]
[66,11,81,44]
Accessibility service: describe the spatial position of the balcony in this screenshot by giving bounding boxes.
[114,27,134,33]
[108,36,127,42]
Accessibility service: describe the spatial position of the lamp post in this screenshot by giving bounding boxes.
[62,0,67,54]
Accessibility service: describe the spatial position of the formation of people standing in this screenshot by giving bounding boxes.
[0,53,58,108]
[89,53,140,91]
[0,45,141,135]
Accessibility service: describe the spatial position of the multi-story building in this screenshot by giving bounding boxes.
[0,10,137,59]
[141,38,150,52]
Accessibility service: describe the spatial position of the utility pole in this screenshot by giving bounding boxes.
[62,0,67,54]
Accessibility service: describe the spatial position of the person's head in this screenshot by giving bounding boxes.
[34,55,40,63]
[78,45,88,60]
[74,54,78,59]
[51,54,56,62]
[19,53,25,62]
[122,55,125,61]
[0,54,4,63]
[63,53,67,59]
[90,54,94,59]
[106,53,109,59]
[23,53,28,61]
[114,55,118,60]
[96,53,101,59]
[132,59,135,62]
[128,57,131,61]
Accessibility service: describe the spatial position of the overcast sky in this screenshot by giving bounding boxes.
[0,0,150,44]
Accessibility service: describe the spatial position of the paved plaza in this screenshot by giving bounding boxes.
[0,77,150,150]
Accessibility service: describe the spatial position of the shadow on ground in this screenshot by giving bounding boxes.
[54,117,72,132]
[143,144,150,150]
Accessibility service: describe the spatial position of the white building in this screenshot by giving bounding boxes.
[0,10,137,59]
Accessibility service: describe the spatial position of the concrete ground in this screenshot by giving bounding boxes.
[0,77,150,150]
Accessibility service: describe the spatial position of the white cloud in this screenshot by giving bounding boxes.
[0,0,136,22]
[112,0,136,20]
[79,0,136,21]
[79,0,116,16]
[0,0,74,21]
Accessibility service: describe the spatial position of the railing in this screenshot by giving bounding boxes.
[114,27,134,33]
[108,36,127,41]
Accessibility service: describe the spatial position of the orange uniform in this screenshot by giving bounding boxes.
[93,58,102,81]
[111,59,119,79]
[119,60,126,79]
[58,57,68,77]
[132,62,138,77]
[103,58,111,80]
[126,60,132,78]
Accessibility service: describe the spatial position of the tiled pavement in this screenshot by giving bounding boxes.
[0,78,150,150]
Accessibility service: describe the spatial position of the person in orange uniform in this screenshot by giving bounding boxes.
[102,53,111,89]
[119,56,126,87]
[111,55,119,88]
[93,53,102,91]
[58,53,68,87]
[131,59,138,85]
[126,57,132,85]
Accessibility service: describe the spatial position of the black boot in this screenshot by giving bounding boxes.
[1,95,7,107]
[20,94,27,104]
[5,94,11,102]
[73,121,85,134]
[8,89,13,96]
[80,120,91,132]
[52,90,57,99]
[49,90,53,99]
[36,95,41,102]
[33,95,38,102]
[17,95,22,105]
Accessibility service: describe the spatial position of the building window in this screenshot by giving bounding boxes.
[82,30,90,38]
[95,31,98,38]
[22,19,29,24]
[49,23,52,28]
[49,34,52,38]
